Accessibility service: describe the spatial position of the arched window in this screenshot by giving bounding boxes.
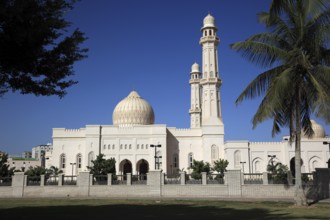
[141,144,144,149]
[234,150,241,168]
[211,145,219,165]
[209,29,212,36]
[188,153,193,168]
[108,144,110,150]
[173,154,178,168]
[112,144,115,150]
[255,160,261,173]
[60,154,66,169]
[137,144,139,150]
[88,151,94,167]
[129,144,132,150]
[146,144,148,149]
[76,154,82,169]
[120,144,123,150]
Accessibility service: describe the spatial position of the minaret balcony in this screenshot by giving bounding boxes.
[189,79,200,84]
[200,78,222,85]
[199,36,220,45]
[189,108,201,114]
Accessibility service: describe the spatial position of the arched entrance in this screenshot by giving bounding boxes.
[119,159,132,175]
[137,159,149,180]
[123,161,132,174]
[290,157,304,177]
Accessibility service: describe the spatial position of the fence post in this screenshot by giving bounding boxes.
[241,172,245,185]
[263,172,268,185]
[58,174,63,186]
[180,172,186,185]
[107,173,112,186]
[77,171,91,197]
[225,170,242,197]
[146,170,162,198]
[161,173,165,185]
[202,172,207,185]
[12,172,25,198]
[40,175,45,186]
[89,174,93,186]
[127,173,132,185]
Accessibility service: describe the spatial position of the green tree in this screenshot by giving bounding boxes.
[212,159,229,178]
[48,166,63,176]
[0,0,88,98]
[87,154,116,175]
[24,166,48,177]
[0,153,14,177]
[231,0,330,206]
[190,160,210,180]
[267,161,289,184]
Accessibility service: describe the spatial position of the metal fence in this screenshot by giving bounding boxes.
[132,174,147,185]
[62,175,77,185]
[45,175,59,186]
[207,174,225,184]
[112,175,127,185]
[27,176,41,186]
[268,173,288,184]
[164,174,181,184]
[0,176,12,186]
[185,174,202,184]
[243,173,263,184]
[93,175,108,185]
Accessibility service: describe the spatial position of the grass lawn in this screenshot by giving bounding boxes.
[0,198,329,220]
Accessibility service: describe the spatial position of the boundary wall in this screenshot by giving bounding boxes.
[1,169,329,200]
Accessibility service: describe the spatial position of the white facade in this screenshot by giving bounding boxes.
[45,14,330,176]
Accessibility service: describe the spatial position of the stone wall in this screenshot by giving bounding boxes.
[0,169,329,200]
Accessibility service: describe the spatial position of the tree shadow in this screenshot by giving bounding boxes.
[1,201,329,220]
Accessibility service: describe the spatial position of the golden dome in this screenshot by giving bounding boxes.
[112,91,155,127]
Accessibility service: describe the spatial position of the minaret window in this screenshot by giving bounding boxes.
[209,30,212,36]
[60,154,66,169]
[188,153,193,168]
[204,30,207,36]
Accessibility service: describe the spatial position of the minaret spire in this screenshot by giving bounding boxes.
[199,14,223,126]
[189,63,201,128]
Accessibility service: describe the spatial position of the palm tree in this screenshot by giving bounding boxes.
[48,166,63,176]
[231,0,330,206]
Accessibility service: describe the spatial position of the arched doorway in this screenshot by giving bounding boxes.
[290,157,304,177]
[137,159,149,180]
[123,160,132,175]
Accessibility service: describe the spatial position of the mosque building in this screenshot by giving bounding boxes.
[45,14,330,176]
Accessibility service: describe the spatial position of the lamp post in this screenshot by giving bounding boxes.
[70,162,76,182]
[150,144,161,170]
[240,161,246,173]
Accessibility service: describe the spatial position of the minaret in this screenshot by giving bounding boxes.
[189,63,201,128]
[199,14,223,126]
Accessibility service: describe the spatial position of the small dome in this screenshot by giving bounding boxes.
[203,13,217,29]
[112,91,155,127]
[302,120,325,138]
[191,62,200,73]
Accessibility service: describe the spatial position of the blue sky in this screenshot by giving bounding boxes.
[1,0,329,155]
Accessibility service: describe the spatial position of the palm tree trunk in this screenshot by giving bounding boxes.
[294,92,307,206]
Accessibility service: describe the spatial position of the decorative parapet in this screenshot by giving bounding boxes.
[53,128,86,138]
[167,127,202,137]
